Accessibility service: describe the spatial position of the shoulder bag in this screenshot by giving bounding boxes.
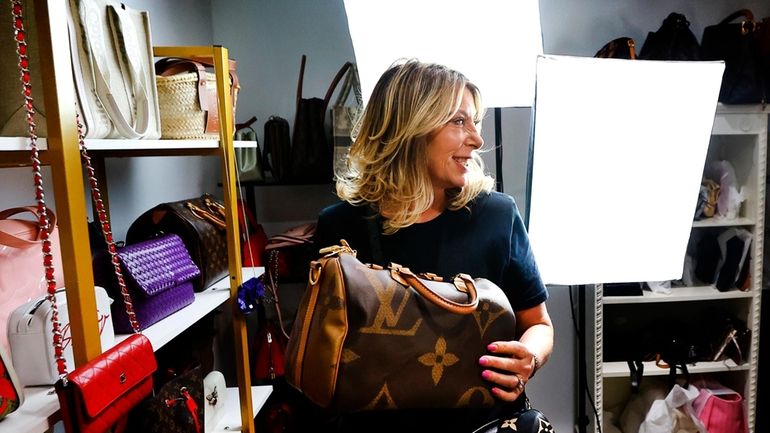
[263,115,291,182]
[234,116,264,182]
[126,194,228,291]
[284,240,517,412]
[331,63,362,176]
[638,12,701,60]
[67,0,161,138]
[0,206,64,354]
[93,233,199,334]
[8,286,114,387]
[701,9,768,104]
[291,55,352,183]
[12,5,156,432]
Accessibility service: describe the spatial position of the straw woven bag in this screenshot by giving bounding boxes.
[155,57,239,139]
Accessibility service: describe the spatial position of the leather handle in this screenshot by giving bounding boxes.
[390,265,479,315]
[322,62,353,112]
[719,9,755,25]
[0,206,57,247]
[296,54,307,104]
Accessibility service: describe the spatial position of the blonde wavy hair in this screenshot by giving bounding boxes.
[336,59,494,234]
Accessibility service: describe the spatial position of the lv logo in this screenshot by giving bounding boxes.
[359,269,422,336]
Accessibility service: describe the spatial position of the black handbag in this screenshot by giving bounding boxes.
[472,399,554,433]
[263,115,291,183]
[701,9,768,104]
[290,55,351,183]
[639,12,701,61]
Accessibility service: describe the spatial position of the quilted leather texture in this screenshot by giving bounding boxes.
[57,334,156,433]
[119,233,200,297]
[126,195,228,291]
[111,281,195,334]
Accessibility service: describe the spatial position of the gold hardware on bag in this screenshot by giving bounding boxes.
[418,272,443,282]
[319,240,356,257]
[185,202,226,230]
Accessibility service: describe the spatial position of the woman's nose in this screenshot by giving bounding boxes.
[465,126,483,149]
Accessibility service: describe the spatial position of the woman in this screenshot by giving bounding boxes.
[313,59,553,432]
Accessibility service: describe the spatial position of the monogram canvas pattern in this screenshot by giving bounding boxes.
[286,245,517,412]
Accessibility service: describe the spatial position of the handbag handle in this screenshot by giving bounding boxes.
[295,55,353,115]
[333,63,363,109]
[389,264,479,315]
[0,206,58,247]
[719,9,755,25]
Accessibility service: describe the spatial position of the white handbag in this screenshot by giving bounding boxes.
[203,370,226,432]
[66,0,161,139]
[7,286,115,387]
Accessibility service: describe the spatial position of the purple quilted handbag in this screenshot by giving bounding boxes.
[94,234,200,333]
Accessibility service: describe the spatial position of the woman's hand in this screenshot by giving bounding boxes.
[479,302,553,402]
[478,340,537,402]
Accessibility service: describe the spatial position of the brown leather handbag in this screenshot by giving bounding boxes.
[285,241,517,412]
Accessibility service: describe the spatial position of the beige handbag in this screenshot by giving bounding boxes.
[0,1,160,138]
[67,0,161,138]
[155,57,239,139]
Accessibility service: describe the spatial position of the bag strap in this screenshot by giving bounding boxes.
[333,63,363,109]
[296,54,307,104]
[0,206,58,247]
[322,62,353,112]
[13,0,142,380]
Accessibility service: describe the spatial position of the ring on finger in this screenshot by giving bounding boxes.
[515,376,525,392]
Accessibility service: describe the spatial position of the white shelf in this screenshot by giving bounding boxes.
[113,267,264,349]
[213,386,273,433]
[602,359,748,378]
[692,216,754,228]
[604,285,754,304]
[0,386,59,433]
[0,137,256,151]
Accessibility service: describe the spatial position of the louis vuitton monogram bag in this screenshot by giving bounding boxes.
[285,240,517,412]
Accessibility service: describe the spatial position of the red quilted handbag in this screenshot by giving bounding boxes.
[11,4,156,433]
[56,334,156,433]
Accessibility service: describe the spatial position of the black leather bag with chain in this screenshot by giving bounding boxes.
[126,193,228,291]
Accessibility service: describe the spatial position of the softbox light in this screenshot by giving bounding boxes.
[342,0,542,108]
[527,55,725,285]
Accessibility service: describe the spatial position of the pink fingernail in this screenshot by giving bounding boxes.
[487,343,497,352]
[479,357,488,366]
[482,370,492,379]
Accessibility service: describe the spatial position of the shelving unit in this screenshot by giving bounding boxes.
[0,2,266,432]
[593,105,767,433]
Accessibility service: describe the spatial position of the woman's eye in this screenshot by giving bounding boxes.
[452,118,465,126]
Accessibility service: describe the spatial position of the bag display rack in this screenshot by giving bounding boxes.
[0,1,266,432]
[592,104,767,433]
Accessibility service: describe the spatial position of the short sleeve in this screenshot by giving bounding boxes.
[503,200,549,311]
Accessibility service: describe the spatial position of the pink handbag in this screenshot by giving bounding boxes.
[692,387,747,433]
[0,206,64,353]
